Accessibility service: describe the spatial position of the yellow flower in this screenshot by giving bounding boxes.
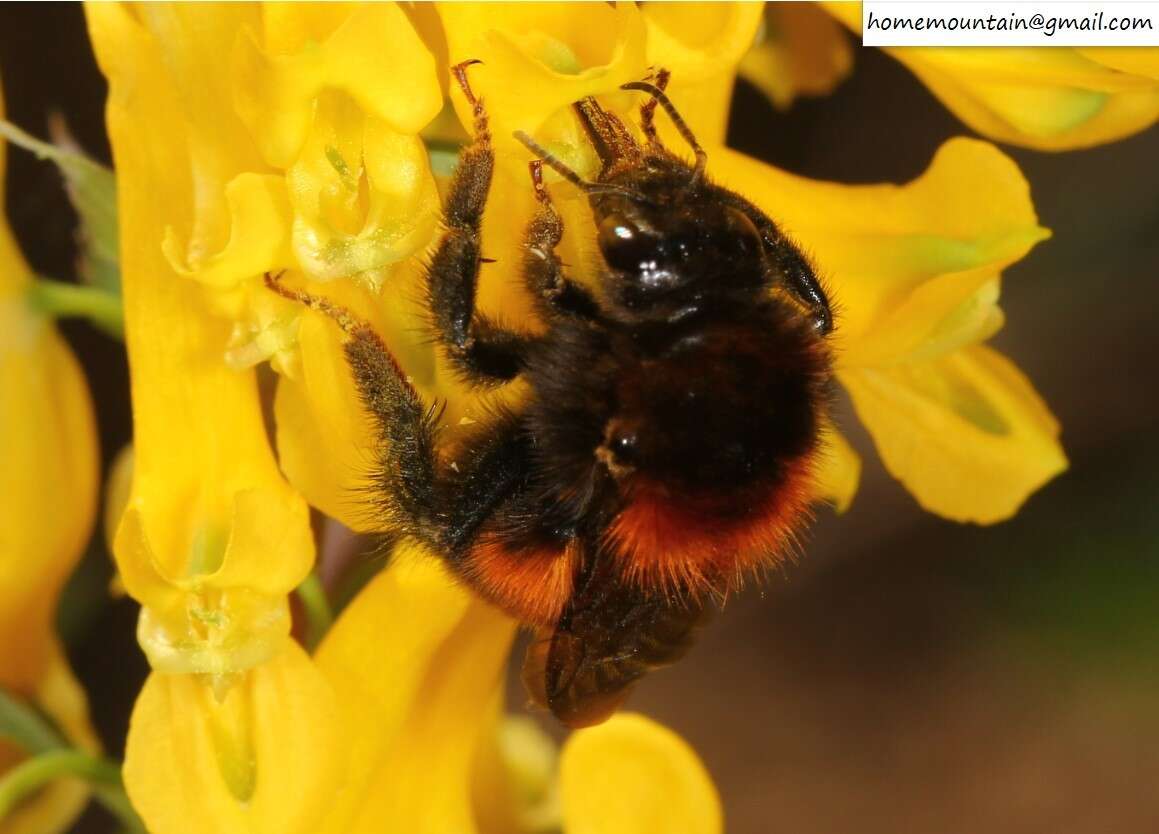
[85,2,1074,832]
[87,3,316,682]
[0,82,100,834]
[85,4,738,831]
[310,553,721,834]
[87,5,345,829]
[823,2,1159,151]
[125,549,722,834]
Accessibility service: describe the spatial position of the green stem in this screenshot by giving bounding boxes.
[92,782,147,834]
[296,572,335,650]
[0,689,65,755]
[1,689,145,831]
[0,750,144,832]
[28,279,124,339]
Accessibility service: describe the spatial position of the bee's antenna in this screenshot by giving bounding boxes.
[513,130,650,203]
[620,80,707,185]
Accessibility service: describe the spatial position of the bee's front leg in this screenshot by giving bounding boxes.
[522,159,602,321]
[428,61,536,386]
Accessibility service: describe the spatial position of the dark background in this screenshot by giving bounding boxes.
[2,4,1158,833]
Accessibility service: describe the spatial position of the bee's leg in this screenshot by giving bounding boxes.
[638,67,671,147]
[774,244,833,336]
[429,60,537,386]
[266,273,534,551]
[265,272,441,529]
[522,160,601,321]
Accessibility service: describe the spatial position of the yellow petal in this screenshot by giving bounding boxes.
[123,640,342,834]
[116,493,306,677]
[560,712,722,834]
[233,3,442,169]
[709,138,1049,364]
[272,297,378,531]
[103,444,135,557]
[1075,48,1159,80]
[0,307,98,691]
[827,4,1159,150]
[643,3,764,84]
[163,173,292,290]
[285,93,439,286]
[472,714,562,834]
[131,4,269,257]
[96,2,443,365]
[439,2,754,160]
[642,3,764,142]
[440,1,648,159]
[840,344,1066,523]
[741,1,854,109]
[313,550,516,834]
[234,5,444,289]
[88,2,315,677]
[133,3,445,342]
[815,423,862,513]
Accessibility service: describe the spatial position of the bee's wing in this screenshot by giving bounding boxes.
[521,557,708,728]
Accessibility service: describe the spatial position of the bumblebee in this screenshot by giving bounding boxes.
[268,64,833,728]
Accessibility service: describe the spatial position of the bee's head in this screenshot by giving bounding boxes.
[514,86,820,324]
[590,187,767,316]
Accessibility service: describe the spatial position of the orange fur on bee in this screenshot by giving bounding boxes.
[606,455,817,600]
[464,537,580,626]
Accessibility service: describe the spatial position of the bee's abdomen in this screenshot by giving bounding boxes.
[460,535,580,627]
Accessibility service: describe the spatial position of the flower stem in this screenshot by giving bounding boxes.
[296,571,334,650]
[0,750,145,832]
[28,278,124,339]
[0,689,145,831]
[0,689,65,754]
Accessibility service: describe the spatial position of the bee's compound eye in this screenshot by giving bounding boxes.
[597,215,659,273]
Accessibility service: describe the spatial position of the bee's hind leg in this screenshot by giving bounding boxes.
[265,272,443,533]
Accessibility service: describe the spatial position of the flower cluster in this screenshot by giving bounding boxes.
[0,83,100,834]
[2,2,1155,832]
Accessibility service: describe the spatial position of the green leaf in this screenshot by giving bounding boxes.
[0,117,120,293]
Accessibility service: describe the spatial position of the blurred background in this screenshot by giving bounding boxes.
[2,4,1157,833]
